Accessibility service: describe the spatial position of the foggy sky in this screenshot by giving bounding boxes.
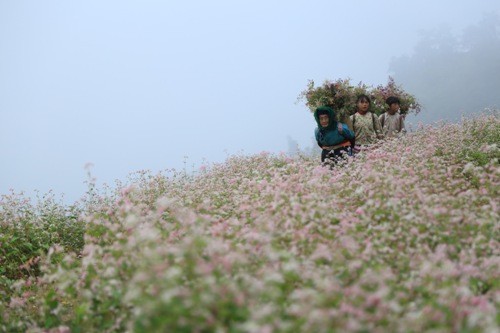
[1,0,499,203]
[391,12,500,124]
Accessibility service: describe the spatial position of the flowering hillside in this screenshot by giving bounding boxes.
[1,114,499,332]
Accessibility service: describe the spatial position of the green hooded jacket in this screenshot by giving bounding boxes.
[314,106,354,147]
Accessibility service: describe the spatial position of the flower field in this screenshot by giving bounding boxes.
[1,114,499,332]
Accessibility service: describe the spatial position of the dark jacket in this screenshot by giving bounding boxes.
[314,106,354,148]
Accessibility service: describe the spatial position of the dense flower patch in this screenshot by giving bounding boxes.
[0,113,499,332]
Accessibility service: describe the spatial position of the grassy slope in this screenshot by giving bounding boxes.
[1,114,499,332]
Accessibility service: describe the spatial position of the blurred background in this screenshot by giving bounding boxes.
[1,0,499,203]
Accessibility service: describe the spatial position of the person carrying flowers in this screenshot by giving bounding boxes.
[379,96,406,138]
[314,105,355,165]
[350,94,384,153]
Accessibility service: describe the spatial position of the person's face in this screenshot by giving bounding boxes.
[357,99,370,114]
[319,114,329,128]
[388,103,400,114]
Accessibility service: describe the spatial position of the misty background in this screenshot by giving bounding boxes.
[1,1,499,204]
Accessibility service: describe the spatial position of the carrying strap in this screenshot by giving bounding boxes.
[322,140,351,151]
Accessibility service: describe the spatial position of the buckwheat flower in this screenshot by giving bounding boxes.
[45,326,71,333]
[156,196,176,211]
[467,311,496,331]
[253,303,278,321]
[136,225,159,242]
[345,318,363,332]
[354,207,365,215]
[282,260,299,273]
[124,214,139,228]
[8,297,25,308]
[264,272,284,284]
[481,143,498,153]
[103,266,116,278]
[238,321,262,333]
[310,243,333,262]
[340,235,359,253]
[348,260,363,272]
[160,289,178,303]
[463,162,475,174]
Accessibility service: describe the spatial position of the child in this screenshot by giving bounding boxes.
[350,94,383,153]
[314,106,355,165]
[379,96,406,138]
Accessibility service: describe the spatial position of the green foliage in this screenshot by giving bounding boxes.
[0,193,85,280]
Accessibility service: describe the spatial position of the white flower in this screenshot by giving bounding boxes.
[463,162,475,174]
[156,196,176,210]
[124,214,139,227]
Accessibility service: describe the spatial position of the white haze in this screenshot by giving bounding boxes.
[1,0,499,203]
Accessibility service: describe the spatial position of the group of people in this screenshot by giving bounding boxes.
[314,95,406,165]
